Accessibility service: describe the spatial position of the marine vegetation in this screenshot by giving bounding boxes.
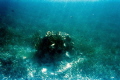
[35,31,74,62]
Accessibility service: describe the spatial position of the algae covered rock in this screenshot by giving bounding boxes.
[35,31,74,62]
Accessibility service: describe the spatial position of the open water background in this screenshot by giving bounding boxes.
[0,0,120,79]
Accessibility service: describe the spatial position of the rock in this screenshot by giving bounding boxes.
[35,31,74,62]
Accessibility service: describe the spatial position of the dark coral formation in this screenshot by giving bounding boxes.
[35,31,74,62]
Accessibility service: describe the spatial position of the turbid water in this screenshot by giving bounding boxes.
[0,0,120,79]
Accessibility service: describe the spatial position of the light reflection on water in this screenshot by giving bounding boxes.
[0,45,98,80]
[45,0,99,2]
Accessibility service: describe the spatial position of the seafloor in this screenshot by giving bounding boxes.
[0,0,120,80]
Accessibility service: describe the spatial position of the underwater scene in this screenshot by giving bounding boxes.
[0,0,120,80]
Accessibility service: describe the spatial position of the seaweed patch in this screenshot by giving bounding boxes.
[35,31,74,63]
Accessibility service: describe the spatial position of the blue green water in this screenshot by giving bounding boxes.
[0,0,120,79]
